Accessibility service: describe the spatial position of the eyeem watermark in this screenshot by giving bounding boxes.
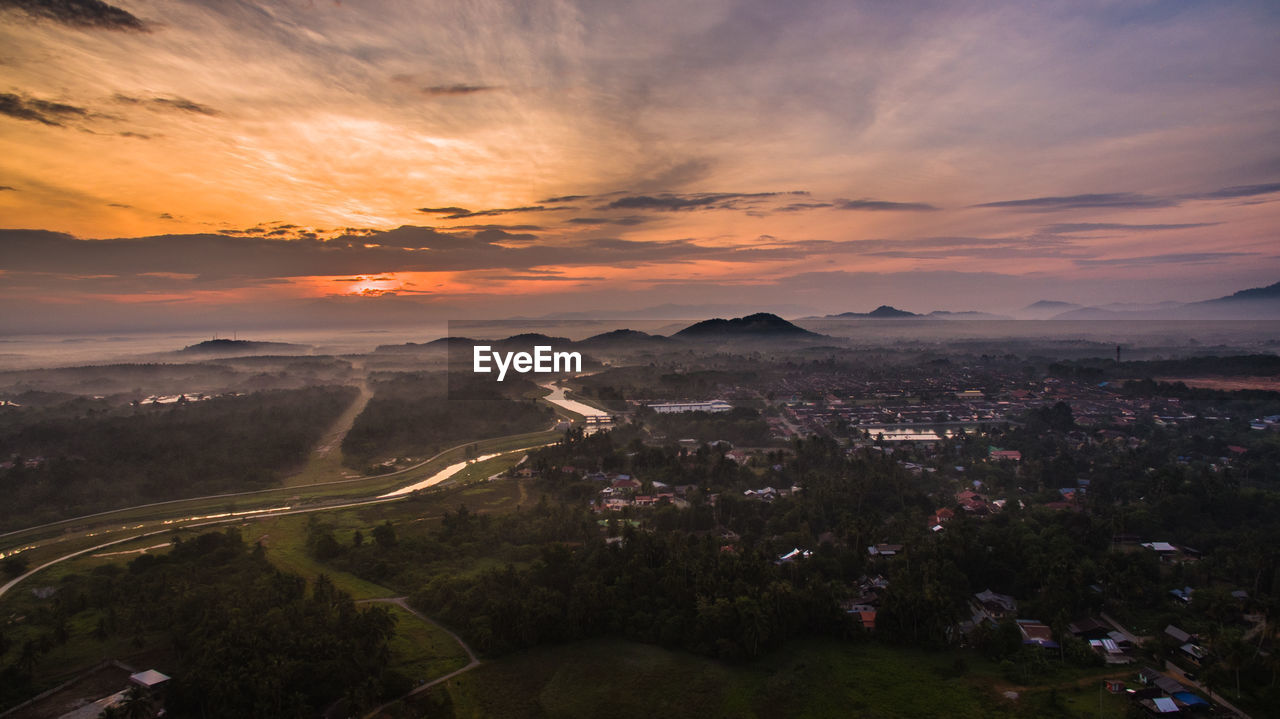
[472,345,582,381]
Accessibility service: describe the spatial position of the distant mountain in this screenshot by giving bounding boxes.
[179,339,309,354]
[674,312,821,339]
[529,303,821,320]
[806,306,1009,320]
[1197,280,1280,304]
[808,305,921,319]
[1018,300,1083,319]
[577,329,673,349]
[927,310,1013,320]
[1024,300,1080,311]
[1049,281,1280,320]
[374,333,573,353]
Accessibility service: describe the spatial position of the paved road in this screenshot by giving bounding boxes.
[358,597,482,719]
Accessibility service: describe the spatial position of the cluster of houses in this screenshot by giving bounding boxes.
[840,574,889,631]
[586,472,696,511]
[1250,414,1280,431]
[1132,663,1213,715]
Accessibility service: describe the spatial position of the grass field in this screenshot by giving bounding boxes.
[383,638,1143,719]
[383,604,471,683]
[389,638,1131,719]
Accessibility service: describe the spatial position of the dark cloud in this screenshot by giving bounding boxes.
[115,94,219,116]
[151,97,218,115]
[0,185,16,191]
[540,195,588,203]
[106,202,130,208]
[417,206,470,215]
[0,92,89,127]
[1074,252,1256,267]
[157,213,174,220]
[117,131,150,139]
[600,192,791,212]
[566,216,650,226]
[419,84,499,96]
[453,224,544,232]
[1196,182,1280,199]
[777,202,834,212]
[477,272,606,283]
[438,205,560,219]
[0,226,826,281]
[1042,222,1219,233]
[835,198,938,212]
[473,228,538,243]
[0,0,147,31]
[974,192,1177,210]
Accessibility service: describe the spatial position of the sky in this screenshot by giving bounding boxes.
[0,0,1278,332]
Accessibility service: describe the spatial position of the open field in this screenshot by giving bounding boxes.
[386,639,1133,719]
[382,604,471,683]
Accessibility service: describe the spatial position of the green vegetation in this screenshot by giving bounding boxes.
[393,639,1089,719]
[341,372,554,469]
[0,529,397,717]
[382,604,470,683]
[0,386,358,530]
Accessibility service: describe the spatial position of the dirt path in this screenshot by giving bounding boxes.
[357,597,482,719]
[313,375,373,458]
[1100,611,1150,645]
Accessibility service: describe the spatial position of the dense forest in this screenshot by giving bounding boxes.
[0,385,357,529]
[0,529,397,717]
[341,372,554,469]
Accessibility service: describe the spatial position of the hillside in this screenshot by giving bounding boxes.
[673,312,821,339]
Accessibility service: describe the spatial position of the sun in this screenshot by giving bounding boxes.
[345,275,400,296]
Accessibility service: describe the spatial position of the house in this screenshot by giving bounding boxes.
[1105,679,1125,693]
[929,507,955,526]
[989,448,1022,461]
[1154,676,1188,695]
[1137,697,1181,715]
[1170,692,1210,711]
[649,400,733,413]
[129,669,170,692]
[973,589,1017,621]
[776,548,812,563]
[867,543,904,557]
[1179,643,1209,665]
[1107,630,1133,648]
[1017,620,1058,648]
[1164,625,1192,644]
[1067,617,1111,640]
[858,610,876,631]
[1169,586,1193,603]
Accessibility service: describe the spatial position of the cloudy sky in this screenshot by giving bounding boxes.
[1,0,1278,331]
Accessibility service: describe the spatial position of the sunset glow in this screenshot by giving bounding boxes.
[1,0,1278,331]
